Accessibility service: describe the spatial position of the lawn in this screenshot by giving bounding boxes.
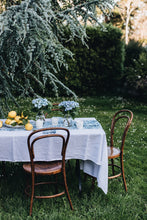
[0,96,146,220]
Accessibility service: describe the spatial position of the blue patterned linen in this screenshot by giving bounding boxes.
[0,118,101,131]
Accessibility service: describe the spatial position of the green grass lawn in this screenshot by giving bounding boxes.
[0,96,146,219]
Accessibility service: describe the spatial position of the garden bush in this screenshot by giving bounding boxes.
[122,40,147,100]
[27,25,146,101]
[45,24,125,97]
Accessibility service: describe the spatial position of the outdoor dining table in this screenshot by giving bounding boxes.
[0,117,108,194]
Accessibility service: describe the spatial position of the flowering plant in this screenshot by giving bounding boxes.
[32,98,52,119]
[58,101,79,119]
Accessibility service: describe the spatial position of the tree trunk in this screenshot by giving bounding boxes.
[125,0,131,44]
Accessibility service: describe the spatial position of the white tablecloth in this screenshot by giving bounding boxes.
[0,118,108,194]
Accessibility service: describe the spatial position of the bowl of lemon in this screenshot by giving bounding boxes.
[5,111,33,131]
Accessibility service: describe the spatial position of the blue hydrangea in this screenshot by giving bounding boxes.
[59,101,79,111]
[59,101,79,118]
[32,98,50,109]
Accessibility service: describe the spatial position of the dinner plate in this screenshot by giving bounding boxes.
[4,123,24,128]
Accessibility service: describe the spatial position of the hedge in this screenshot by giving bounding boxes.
[51,24,125,96]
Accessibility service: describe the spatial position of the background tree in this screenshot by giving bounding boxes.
[0,0,117,117]
[106,0,147,44]
[0,0,21,13]
[122,0,139,44]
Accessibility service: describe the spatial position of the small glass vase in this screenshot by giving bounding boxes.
[63,117,73,127]
[35,112,45,129]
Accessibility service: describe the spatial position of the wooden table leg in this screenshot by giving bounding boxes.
[76,159,82,194]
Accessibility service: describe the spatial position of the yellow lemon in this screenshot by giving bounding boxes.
[25,123,33,131]
[15,115,21,122]
[5,118,12,125]
[0,120,3,128]
[8,111,17,118]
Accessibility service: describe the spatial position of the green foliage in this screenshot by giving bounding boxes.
[0,96,146,219]
[0,0,118,117]
[122,40,147,100]
[124,40,145,66]
[54,24,125,96]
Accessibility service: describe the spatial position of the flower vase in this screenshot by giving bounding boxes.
[63,117,72,127]
[36,112,45,129]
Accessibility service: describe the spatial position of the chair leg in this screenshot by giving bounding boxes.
[2,161,6,176]
[84,174,96,190]
[30,174,35,216]
[120,155,127,192]
[91,177,96,190]
[55,175,58,194]
[111,159,115,176]
[76,159,82,194]
[63,169,73,210]
[67,160,71,170]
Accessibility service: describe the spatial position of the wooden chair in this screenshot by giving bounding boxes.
[44,103,61,118]
[52,103,61,111]
[108,109,133,191]
[90,109,133,192]
[23,127,73,216]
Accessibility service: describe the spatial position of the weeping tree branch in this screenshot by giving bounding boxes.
[0,0,118,117]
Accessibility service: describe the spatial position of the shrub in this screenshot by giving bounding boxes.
[124,40,145,66]
[46,24,125,96]
[122,40,147,100]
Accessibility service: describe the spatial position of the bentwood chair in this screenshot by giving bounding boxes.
[23,127,73,216]
[90,109,133,192]
[44,103,61,118]
[52,103,61,111]
[107,109,133,191]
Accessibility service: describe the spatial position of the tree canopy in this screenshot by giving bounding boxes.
[0,0,117,117]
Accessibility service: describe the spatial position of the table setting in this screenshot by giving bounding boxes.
[0,116,108,194]
[0,99,108,194]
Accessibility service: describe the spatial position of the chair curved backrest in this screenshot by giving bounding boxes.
[110,109,133,153]
[27,127,70,165]
[51,103,61,111]
[24,127,73,215]
[44,103,61,117]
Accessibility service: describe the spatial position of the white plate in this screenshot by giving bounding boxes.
[4,123,24,128]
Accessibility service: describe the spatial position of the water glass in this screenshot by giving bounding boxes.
[52,117,58,126]
[36,119,44,129]
[75,119,83,129]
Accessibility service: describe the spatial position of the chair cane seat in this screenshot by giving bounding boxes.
[107,146,120,159]
[23,161,62,175]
